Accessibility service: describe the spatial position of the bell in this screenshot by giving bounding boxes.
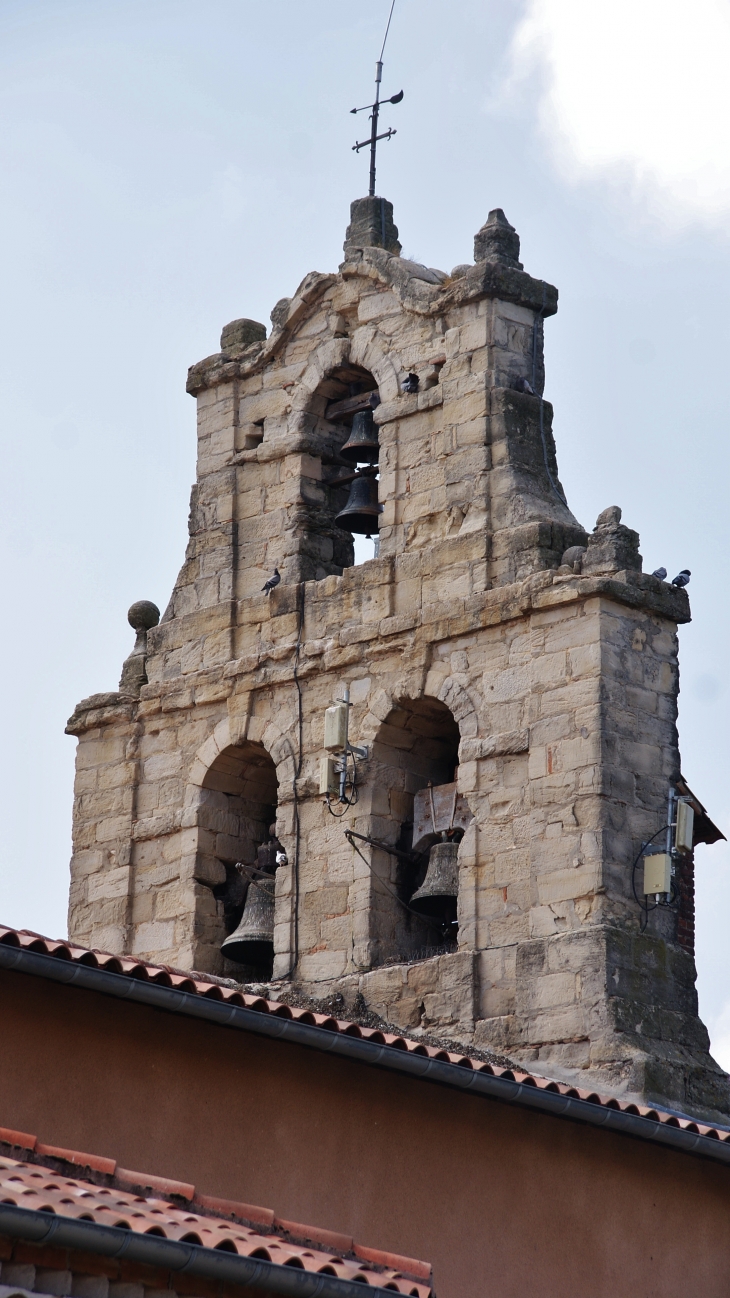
[335,471,382,537]
[340,411,379,465]
[221,874,275,966]
[410,837,460,919]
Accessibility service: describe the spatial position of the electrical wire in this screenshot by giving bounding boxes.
[379,0,397,61]
[345,830,455,939]
[325,747,359,817]
[290,582,304,975]
[630,827,679,932]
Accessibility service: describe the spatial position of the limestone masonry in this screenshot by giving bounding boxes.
[66,196,728,1121]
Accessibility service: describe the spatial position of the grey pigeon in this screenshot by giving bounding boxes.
[262,568,280,595]
[652,567,667,580]
[671,569,691,588]
[512,376,535,395]
[401,372,419,393]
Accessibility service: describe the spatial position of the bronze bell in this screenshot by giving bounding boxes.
[340,410,379,465]
[410,836,460,919]
[220,874,275,966]
[334,470,382,537]
[221,828,279,967]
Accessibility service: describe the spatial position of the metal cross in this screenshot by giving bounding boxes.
[351,1,403,196]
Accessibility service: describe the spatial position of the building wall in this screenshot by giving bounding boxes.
[65,210,726,1116]
[2,971,730,1298]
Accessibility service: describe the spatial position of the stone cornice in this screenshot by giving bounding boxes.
[186,251,558,396]
[65,568,690,728]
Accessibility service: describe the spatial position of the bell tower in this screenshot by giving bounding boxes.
[66,196,728,1122]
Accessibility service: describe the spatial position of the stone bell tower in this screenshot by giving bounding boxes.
[66,197,728,1121]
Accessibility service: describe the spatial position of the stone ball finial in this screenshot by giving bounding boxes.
[594,506,622,529]
[128,600,160,633]
[473,208,523,269]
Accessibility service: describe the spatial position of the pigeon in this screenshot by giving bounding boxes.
[401,372,419,393]
[512,375,535,395]
[262,568,280,595]
[652,567,667,581]
[671,569,691,588]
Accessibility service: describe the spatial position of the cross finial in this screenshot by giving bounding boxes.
[351,1,403,197]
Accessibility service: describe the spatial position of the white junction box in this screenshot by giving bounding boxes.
[675,799,695,854]
[319,755,339,796]
[643,852,672,896]
[324,701,348,752]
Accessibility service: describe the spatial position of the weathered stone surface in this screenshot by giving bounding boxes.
[343,196,401,259]
[66,198,727,1121]
[473,208,523,269]
[220,318,267,353]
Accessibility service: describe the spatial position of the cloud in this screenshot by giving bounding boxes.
[509,0,730,227]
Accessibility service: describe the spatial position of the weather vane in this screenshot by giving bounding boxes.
[351,0,403,197]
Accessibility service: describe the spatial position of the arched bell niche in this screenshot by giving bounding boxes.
[300,363,381,578]
[368,697,471,965]
[194,741,278,978]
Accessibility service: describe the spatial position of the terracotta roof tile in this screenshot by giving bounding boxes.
[2,924,729,1143]
[0,1156,431,1295]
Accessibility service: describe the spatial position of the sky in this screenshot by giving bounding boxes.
[1,0,730,1060]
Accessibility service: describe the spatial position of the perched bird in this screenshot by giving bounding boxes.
[262,568,280,595]
[401,372,419,393]
[652,567,667,581]
[671,569,691,588]
[512,375,535,395]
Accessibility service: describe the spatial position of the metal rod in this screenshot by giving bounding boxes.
[369,62,382,196]
[339,687,351,802]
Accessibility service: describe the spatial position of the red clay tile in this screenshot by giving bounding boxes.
[194,1192,274,1228]
[0,1155,430,1294]
[36,1144,116,1176]
[116,1169,194,1199]
[274,1219,353,1252]
[354,1244,432,1280]
[1,921,727,1143]
[0,1127,37,1150]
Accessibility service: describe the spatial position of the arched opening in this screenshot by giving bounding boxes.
[301,364,381,576]
[368,697,471,965]
[195,741,278,978]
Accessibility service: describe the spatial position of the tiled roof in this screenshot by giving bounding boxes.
[0,1149,431,1294]
[2,925,730,1147]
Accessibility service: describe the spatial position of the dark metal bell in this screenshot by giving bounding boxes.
[335,471,382,537]
[410,838,459,919]
[340,411,379,465]
[220,874,275,966]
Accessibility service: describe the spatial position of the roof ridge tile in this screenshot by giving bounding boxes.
[2,921,729,1139]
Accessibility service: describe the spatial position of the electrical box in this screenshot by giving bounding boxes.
[675,799,695,854]
[643,852,672,896]
[324,701,348,752]
[319,755,339,796]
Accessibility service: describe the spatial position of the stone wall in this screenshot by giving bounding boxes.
[65,199,728,1121]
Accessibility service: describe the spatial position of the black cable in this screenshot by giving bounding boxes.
[325,747,359,817]
[345,830,453,938]
[631,827,679,932]
[290,582,304,976]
